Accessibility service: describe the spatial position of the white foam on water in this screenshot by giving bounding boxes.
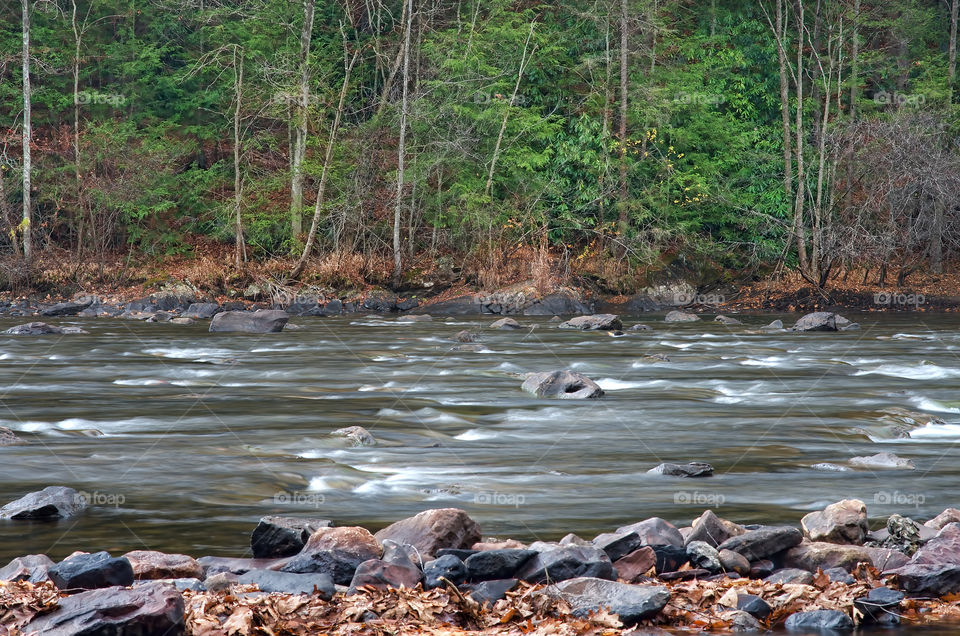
[740,356,784,367]
[454,428,497,441]
[358,382,399,391]
[143,347,235,360]
[854,364,960,380]
[910,423,960,439]
[910,397,960,414]
[113,378,170,386]
[596,378,653,390]
[659,341,695,349]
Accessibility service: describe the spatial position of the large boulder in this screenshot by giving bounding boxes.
[209,310,289,333]
[0,486,86,520]
[41,298,94,317]
[281,526,382,585]
[0,554,54,583]
[558,314,622,330]
[801,499,869,544]
[791,312,851,332]
[374,509,480,559]
[4,322,88,335]
[717,526,803,561]
[521,370,603,399]
[615,518,684,547]
[889,563,960,595]
[48,551,135,590]
[515,546,615,583]
[123,551,203,580]
[24,582,185,636]
[251,516,333,558]
[538,577,670,626]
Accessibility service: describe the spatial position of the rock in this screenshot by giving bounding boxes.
[424,296,483,315]
[436,548,478,561]
[284,300,321,316]
[784,542,873,573]
[889,562,960,595]
[381,540,425,568]
[749,560,775,578]
[332,425,377,447]
[396,298,419,312]
[647,462,713,478]
[374,509,481,559]
[321,299,343,316]
[423,555,467,589]
[869,514,928,555]
[736,593,771,620]
[762,319,784,330]
[465,578,518,605]
[398,314,432,322]
[925,509,960,530]
[4,322,88,335]
[465,549,536,582]
[825,567,856,584]
[613,547,657,582]
[658,568,710,582]
[912,523,960,566]
[854,587,904,624]
[362,290,398,313]
[347,559,422,593]
[664,310,699,322]
[183,302,221,319]
[523,292,592,316]
[718,609,762,632]
[453,330,476,343]
[123,551,203,580]
[717,526,803,561]
[558,314,622,330]
[0,486,86,520]
[685,541,722,573]
[41,298,94,317]
[862,546,910,571]
[685,510,745,548]
[849,452,915,469]
[281,526,382,584]
[651,545,689,573]
[801,499,869,544]
[24,582,184,635]
[593,532,644,562]
[169,317,194,325]
[136,578,204,592]
[521,370,604,399]
[251,516,333,559]
[718,550,750,576]
[0,426,23,446]
[490,317,521,330]
[236,569,334,598]
[615,518,684,547]
[473,539,528,550]
[811,462,851,472]
[559,534,590,547]
[714,315,742,325]
[784,609,854,631]
[197,556,288,577]
[629,323,652,331]
[792,312,845,332]
[764,568,814,585]
[516,546,615,583]
[539,577,670,626]
[48,551,135,590]
[0,554,54,583]
[209,310,289,333]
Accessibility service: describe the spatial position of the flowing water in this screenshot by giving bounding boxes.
[1,312,959,566]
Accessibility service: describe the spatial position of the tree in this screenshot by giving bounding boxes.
[393,0,413,281]
[290,0,315,243]
[20,0,31,267]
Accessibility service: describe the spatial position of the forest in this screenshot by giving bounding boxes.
[1,0,959,295]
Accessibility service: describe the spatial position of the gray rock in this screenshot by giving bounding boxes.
[41,298,94,317]
[515,546,615,583]
[423,554,467,589]
[539,577,670,626]
[48,551,135,590]
[250,516,332,558]
[490,317,522,330]
[735,593,771,620]
[0,426,23,446]
[801,499,869,544]
[0,554,54,583]
[4,322,88,335]
[464,578,518,605]
[521,370,604,399]
[209,310,289,333]
[764,568,814,585]
[453,330,476,343]
[717,526,803,561]
[615,518,684,547]
[854,587,904,624]
[24,582,185,636]
[647,462,713,478]
[714,315,742,325]
[849,452,915,469]
[685,510,745,548]
[925,508,960,531]
[398,314,432,322]
[784,609,854,631]
[718,549,750,576]
[332,425,377,447]
[347,558,422,593]
[321,299,343,316]
[762,319,784,330]
[381,540,425,568]
[183,302,221,319]
[0,486,86,520]
[719,609,762,632]
[664,310,699,323]
[558,314,622,330]
[685,541,722,573]
[465,549,536,582]
[593,532,644,562]
[236,569,334,598]
[792,312,848,332]
[374,508,481,559]
[629,323,652,331]
[784,542,874,573]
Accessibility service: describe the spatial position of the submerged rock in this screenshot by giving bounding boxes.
[714,315,742,325]
[664,310,699,323]
[557,314,622,330]
[849,452,915,470]
[521,370,604,399]
[332,426,376,447]
[490,317,522,330]
[4,322,88,335]
[647,462,714,478]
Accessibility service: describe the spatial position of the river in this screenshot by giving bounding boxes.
[0,312,958,566]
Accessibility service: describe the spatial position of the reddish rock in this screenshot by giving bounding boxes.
[348,559,422,593]
[613,547,656,583]
[615,518,684,547]
[303,526,382,560]
[472,539,527,551]
[718,550,750,576]
[783,542,873,572]
[124,551,203,580]
[374,509,481,558]
[25,582,183,634]
[801,499,869,545]
[925,510,960,531]
[861,546,911,572]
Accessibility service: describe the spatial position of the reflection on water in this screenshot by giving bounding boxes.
[1,313,960,567]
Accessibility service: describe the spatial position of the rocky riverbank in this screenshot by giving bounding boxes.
[4,487,960,634]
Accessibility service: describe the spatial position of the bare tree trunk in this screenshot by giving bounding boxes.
[72,0,84,256]
[937,0,959,273]
[618,0,629,229]
[375,0,408,118]
[291,45,359,280]
[794,0,812,280]
[393,0,413,280]
[21,0,32,267]
[233,47,246,269]
[951,0,959,101]
[290,0,315,242]
[484,21,536,197]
